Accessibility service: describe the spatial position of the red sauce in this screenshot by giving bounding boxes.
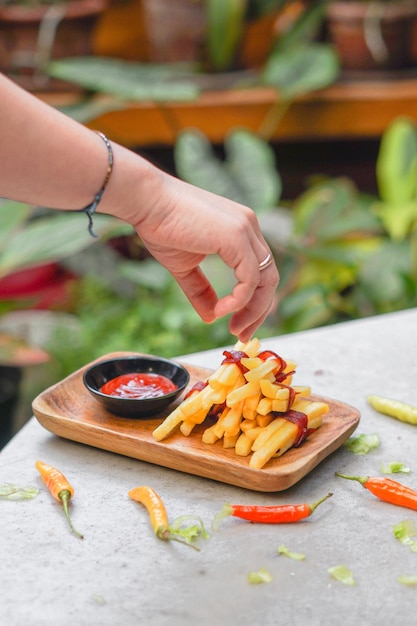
[100,372,177,399]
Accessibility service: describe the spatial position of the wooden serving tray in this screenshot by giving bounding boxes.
[32,352,361,492]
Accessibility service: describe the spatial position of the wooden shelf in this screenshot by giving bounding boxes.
[38,73,417,148]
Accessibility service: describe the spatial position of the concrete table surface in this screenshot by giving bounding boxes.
[1,309,417,626]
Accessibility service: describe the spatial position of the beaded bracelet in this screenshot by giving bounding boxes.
[81,131,114,237]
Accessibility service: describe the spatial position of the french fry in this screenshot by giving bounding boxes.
[152,337,328,470]
[251,417,286,452]
[152,406,186,441]
[242,390,262,420]
[219,401,245,436]
[256,397,273,416]
[235,432,253,456]
[202,423,222,444]
[240,357,262,370]
[240,418,257,432]
[234,337,261,357]
[250,420,298,469]
[250,400,329,469]
[208,363,243,390]
[226,382,260,407]
[256,413,274,428]
[223,433,239,449]
[244,426,264,441]
[244,360,277,383]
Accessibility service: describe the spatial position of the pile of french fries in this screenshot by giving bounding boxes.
[152,338,329,469]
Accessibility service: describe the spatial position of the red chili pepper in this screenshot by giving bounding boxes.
[336,472,417,511]
[213,493,332,528]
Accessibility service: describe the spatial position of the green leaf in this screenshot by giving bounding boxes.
[247,567,273,584]
[57,97,127,124]
[262,43,340,99]
[225,129,282,210]
[376,117,417,205]
[174,128,281,211]
[0,483,40,500]
[0,201,32,251]
[358,240,412,306]
[344,433,380,454]
[278,544,306,560]
[292,178,381,242]
[328,565,355,586]
[206,0,248,71]
[373,200,417,241]
[393,519,417,552]
[0,212,130,278]
[380,462,410,474]
[47,57,201,102]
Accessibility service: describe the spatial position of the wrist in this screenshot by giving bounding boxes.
[95,142,165,228]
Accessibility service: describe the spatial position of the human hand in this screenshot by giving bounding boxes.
[133,172,279,342]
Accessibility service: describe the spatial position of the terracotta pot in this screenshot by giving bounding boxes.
[326,0,417,71]
[0,0,107,90]
[141,0,206,63]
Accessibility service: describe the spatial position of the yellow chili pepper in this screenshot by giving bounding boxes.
[367,395,417,425]
[35,460,83,540]
[128,485,170,540]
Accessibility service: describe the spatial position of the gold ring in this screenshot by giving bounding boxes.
[258,252,273,271]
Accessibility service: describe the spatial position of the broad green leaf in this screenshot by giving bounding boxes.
[225,129,282,210]
[206,0,248,71]
[174,128,281,211]
[273,0,327,51]
[373,199,417,241]
[278,284,336,332]
[0,201,32,250]
[358,240,412,305]
[57,97,127,124]
[47,57,201,102]
[175,129,247,203]
[262,43,340,99]
[376,117,417,205]
[0,212,131,277]
[292,178,381,242]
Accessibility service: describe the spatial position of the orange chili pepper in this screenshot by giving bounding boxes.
[35,460,83,539]
[128,485,170,540]
[128,485,204,549]
[336,472,417,511]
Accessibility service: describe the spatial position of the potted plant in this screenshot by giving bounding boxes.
[0,0,108,91]
[0,198,131,445]
[325,0,417,71]
[174,116,417,334]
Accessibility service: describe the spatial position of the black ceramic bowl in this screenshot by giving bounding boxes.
[83,355,190,418]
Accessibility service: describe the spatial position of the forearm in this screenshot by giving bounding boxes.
[0,73,160,223]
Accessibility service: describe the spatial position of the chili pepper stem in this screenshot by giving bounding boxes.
[156,525,200,550]
[59,490,84,539]
[309,492,333,513]
[335,472,367,486]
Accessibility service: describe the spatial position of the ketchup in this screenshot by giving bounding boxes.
[100,372,177,399]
